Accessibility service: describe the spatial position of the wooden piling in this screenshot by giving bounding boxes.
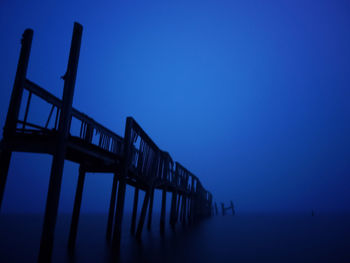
[221,203,225,216]
[230,200,235,215]
[136,189,150,238]
[112,179,126,246]
[68,166,86,250]
[130,186,139,234]
[175,193,181,223]
[182,195,187,225]
[106,173,118,240]
[170,191,177,227]
[147,188,154,230]
[160,189,166,234]
[0,29,33,211]
[38,22,82,263]
[215,202,218,215]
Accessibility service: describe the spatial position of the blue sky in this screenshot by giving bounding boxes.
[0,0,350,213]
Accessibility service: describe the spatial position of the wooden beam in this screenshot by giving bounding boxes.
[0,28,33,211]
[106,173,118,241]
[170,191,177,228]
[160,189,166,234]
[112,179,126,246]
[68,166,86,250]
[230,201,235,215]
[135,189,150,238]
[147,188,154,230]
[130,186,139,234]
[38,22,82,263]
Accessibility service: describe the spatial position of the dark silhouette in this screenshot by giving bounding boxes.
[221,201,235,216]
[214,202,218,215]
[0,23,213,263]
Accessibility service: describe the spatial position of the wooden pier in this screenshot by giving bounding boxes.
[0,23,213,262]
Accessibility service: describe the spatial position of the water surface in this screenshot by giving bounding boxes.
[0,213,349,262]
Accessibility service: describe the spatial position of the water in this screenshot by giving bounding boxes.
[0,213,349,262]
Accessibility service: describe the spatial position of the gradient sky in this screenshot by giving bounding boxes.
[0,0,349,214]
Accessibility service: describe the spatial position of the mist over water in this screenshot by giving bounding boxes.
[1,0,350,262]
[1,213,349,263]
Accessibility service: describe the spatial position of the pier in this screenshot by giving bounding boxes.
[0,22,213,262]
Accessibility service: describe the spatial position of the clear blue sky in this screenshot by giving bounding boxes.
[0,0,350,213]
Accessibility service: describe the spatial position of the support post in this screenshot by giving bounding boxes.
[175,193,181,223]
[0,29,33,211]
[230,200,235,215]
[187,197,191,223]
[112,179,126,246]
[68,166,86,250]
[215,202,218,215]
[106,173,118,241]
[170,191,177,227]
[136,189,150,238]
[147,188,154,230]
[221,203,225,216]
[38,22,82,263]
[182,195,187,225]
[112,117,132,247]
[130,186,139,234]
[160,189,166,234]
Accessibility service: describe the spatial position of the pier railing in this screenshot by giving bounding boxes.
[19,79,124,156]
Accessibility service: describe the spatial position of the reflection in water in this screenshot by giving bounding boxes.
[0,213,349,263]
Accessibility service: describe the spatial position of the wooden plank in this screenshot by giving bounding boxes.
[68,166,86,250]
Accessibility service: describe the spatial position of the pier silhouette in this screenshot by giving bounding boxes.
[0,22,213,263]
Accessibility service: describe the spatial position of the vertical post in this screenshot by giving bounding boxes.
[112,179,126,246]
[160,189,166,234]
[112,117,133,247]
[170,191,177,228]
[187,197,191,223]
[136,189,150,238]
[38,22,82,263]
[182,195,187,225]
[230,201,235,216]
[106,173,118,241]
[221,203,225,216]
[215,202,218,215]
[0,29,33,211]
[147,188,154,230]
[175,193,181,223]
[68,166,86,250]
[130,186,139,234]
[189,176,195,224]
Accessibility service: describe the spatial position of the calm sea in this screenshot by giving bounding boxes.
[0,213,349,262]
